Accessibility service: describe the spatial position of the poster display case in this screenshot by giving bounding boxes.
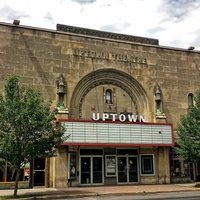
[105,155,116,177]
[68,153,76,180]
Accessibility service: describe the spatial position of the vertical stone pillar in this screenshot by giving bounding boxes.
[53,147,68,188]
[50,110,69,188]
[45,158,50,187]
[158,147,170,184]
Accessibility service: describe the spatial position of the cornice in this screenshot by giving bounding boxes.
[56,24,159,45]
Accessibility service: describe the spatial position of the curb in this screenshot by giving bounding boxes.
[9,188,200,200]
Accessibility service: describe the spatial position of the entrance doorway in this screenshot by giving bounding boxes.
[80,156,103,185]
[33,158,45,186]
[117,156,138,183]
[190,163,195,181]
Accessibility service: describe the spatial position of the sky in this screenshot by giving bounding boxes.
[0,0,200,50]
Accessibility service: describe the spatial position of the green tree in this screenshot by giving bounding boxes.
[175,90,200,163]
[0,74,65,197]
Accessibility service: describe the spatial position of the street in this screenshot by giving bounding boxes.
[54,191,200,200]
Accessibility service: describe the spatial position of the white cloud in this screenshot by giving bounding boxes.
[0,5,29,21]
[0,0,199,49]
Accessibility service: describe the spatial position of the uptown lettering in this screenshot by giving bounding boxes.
[92,113,145,122]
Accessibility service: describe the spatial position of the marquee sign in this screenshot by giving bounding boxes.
[92,113,146,122]
[60,120,174,147]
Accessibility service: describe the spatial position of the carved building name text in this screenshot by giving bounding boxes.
[72,48,147,64]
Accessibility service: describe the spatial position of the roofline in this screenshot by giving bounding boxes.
[0,21,199,53]
[56,24,159,45]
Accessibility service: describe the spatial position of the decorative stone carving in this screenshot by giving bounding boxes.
[70,68,147,120]
[57,24,159,45]
[78,80,138,119]
[56,74,68,113]
[154,83,166,119]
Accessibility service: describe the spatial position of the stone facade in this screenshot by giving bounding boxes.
[0,22,200,187]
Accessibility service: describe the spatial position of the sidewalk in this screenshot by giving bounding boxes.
[1,183,200,199]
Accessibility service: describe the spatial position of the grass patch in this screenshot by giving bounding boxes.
[0,194,41,199]
[195,183,200,187]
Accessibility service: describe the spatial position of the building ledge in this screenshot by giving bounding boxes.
[156,114,167,119]
[56,24,159,45]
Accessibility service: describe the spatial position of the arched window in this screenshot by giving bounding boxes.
[188,93,194,108]
[106,89,112,104]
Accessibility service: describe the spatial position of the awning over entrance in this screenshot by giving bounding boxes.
[60,120,174,147]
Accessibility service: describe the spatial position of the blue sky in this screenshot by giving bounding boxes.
[0,0,200,50]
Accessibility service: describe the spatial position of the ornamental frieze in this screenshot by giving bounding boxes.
[56,24,159,45]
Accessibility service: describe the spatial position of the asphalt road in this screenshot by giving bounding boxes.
[53,191,200,200]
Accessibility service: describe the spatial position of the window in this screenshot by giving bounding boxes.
[0,159,29,182]
[188,93,194,108]
[117,149,138,155]
[80,149,103,155]
[170,147,189,178]
[140,155,154,175]
[106,89,112,104]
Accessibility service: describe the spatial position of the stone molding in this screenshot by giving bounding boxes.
[70,68,147,119]
[57,24,159,45]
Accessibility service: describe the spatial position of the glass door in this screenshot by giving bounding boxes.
[118,157,127,183]
[33,158,45,186]
[93,157,103,184]
[80,157,91,184]
[129,157,138,182]
[117,156,138,183]
[80,156,103,185]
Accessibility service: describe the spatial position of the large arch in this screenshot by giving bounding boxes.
[70,68,148,119]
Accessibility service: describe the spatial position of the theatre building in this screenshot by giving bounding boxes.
[0,21,200,187]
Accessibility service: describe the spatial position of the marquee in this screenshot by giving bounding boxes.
[60,120,174,147]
